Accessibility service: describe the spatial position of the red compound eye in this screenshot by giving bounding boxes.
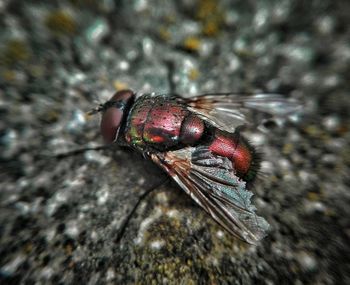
[100,106,123,143]
[100,90,134,143]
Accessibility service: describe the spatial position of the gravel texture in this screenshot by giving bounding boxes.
[1,0,349,284]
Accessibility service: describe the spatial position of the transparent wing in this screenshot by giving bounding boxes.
[150,146,269,245]
[176,93,303,132]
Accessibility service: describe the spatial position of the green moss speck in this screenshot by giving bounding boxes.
[0,40,30,67]
[45,10,77,36]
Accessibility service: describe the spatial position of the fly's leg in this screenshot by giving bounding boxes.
[164,59,176,94]
[114,177,170,244]
[45,144,114,160]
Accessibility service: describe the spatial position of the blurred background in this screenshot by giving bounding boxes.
[0,0,349,284]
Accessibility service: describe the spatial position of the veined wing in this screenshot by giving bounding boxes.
[176,93,302,132]
[150,146,269,245]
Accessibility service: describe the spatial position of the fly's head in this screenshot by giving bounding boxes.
[89,89,135,143]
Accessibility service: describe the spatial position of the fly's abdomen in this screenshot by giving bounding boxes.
[207,129,259,183]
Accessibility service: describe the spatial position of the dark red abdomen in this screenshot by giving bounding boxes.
[208,129,258,182]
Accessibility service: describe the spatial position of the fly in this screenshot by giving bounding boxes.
[89,90,302,245]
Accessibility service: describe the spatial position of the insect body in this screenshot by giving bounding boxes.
[95,89,301,244]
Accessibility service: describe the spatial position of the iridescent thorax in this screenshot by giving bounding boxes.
[125,95,189,150]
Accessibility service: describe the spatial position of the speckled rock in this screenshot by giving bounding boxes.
[1,0,349,284]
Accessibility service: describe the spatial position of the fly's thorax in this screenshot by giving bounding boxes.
[124,95,153,147]
[179,114,205,145]
[124,95,190,151]
[143,100,188,147]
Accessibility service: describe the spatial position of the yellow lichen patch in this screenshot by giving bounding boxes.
[164,14,176,24]
[84,109,96,120]
[1,70,17,82]
[44,109,60,124]
[303,124,330,142]
[196,0,224,37]
[197,0,218,19]
[183,36,201,52]
[158,26,171,41]
[307,192,321,201]
[269,175,279,183]
[335,124,349,136]
[64,243,73,255]
[113,80,129,91]
[24,242,33,254]
[324,208,336,217]
[202,20,220,37]
[282,143,294,155]
[46,10,77,36]
[188,68,200,80]
[303,125,322,137]
[29,65,45,78]
[0,40,30,66]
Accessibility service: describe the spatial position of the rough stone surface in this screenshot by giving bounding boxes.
[1,0,349,284]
